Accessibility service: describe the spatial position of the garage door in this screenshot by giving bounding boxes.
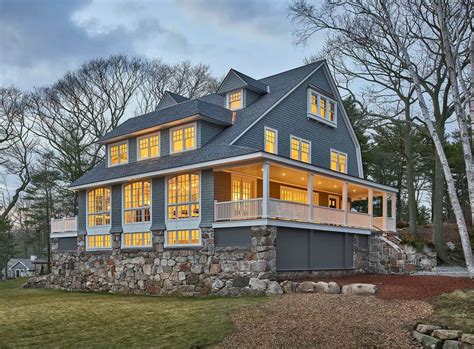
[276,228,354,271]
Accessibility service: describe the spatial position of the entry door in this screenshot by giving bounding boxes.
[231,176,256,218]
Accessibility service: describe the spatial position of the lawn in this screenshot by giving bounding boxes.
[427,289,474,333]
[0,278,266,349]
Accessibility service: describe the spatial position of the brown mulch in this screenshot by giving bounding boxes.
[215,293,432,348]
[313,274,474,301]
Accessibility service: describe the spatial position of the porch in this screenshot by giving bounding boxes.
[50,216,78,237]
[213,162,396,232]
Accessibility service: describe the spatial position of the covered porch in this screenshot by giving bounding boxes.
[213,161,396,232]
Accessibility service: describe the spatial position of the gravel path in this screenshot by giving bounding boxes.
[413,266,470,277]
[215,294,432,348]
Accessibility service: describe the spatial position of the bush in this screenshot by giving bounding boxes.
[399,231,426,251]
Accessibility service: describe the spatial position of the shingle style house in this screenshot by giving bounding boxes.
[48,60,397,295]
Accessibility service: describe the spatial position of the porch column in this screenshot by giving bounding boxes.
[342,181,348,225]
[382,192,388,231]
[262,162,270,218]
[307,173,314,222]
[391,192,397,231]
[368,188,373,229]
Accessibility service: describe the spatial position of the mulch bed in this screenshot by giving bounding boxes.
[314,274,474,301]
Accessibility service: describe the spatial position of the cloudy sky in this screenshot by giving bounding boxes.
[0,0,323,90]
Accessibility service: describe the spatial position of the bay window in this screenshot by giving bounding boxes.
[171,124,196,153]
[109,141,128,166]
[166,229,200,246]
[87,234,111,250]
[87,188,111,227]
[123,180,151,224]
[308,89,337,125]
[138,133,160,160]
[122,232,152,248]
[167,173,199,220]
[290,136,311,163]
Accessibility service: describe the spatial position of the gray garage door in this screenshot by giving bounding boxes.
[276,228,354,271]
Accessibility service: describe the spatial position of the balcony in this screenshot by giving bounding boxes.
[50,217,78,237]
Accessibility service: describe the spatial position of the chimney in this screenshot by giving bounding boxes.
[30,255,37,262]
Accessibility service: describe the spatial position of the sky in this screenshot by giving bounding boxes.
[0,0,323,90]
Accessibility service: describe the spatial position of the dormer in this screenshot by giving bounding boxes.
[157,91,189,110]
[217,69,269,110]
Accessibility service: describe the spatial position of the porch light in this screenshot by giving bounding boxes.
[318,181,322,185]
[282,173,286,176]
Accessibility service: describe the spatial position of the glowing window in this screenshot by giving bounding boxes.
[264,128,277,154]
[331,150,347,173]
[123,232,152,248]
[87,188,111,227]
[171,124,196,153]
[109,142,128,166]
[308,90,337,125]
[87,234,111,250]
[228,90,242,110]
[329,101,335,122]
[290,136,311,163]
[280,186,307,204]
[311,94,317,114]
[123,180,151,224]
[138,134,160,160]
[166,229,200,246]
[167,174,199,220]
[319,97,326,118]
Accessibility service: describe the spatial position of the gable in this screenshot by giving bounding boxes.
[217,71,246,95]
[157,93,178,110]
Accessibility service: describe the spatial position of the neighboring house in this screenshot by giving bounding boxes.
[7,258,35,278]
[49,60,397,295]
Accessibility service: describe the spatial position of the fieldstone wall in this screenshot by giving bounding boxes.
[27,226,278,296]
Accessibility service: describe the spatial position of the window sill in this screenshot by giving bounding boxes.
[307,113,337,128]
[164,244,202,250]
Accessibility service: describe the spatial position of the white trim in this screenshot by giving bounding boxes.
[212,218,371,235]
[226,89,244,110]
[231,174,257,200]
[122,179,152,233]
[164,228,202,248]
[108,140,129,167]
[169,122,197,154]
[137,131,161,161]
[328,195,340,209]
[85,233,112,251]
[8,261,30,271]
[290,135,311,164]
[307,88,338,127]
[86,187,111,235]
[121,231,153,249]
[264,126,278,155]
[330,148,348,174]
[51,232,78,238]
[230,61,325,145]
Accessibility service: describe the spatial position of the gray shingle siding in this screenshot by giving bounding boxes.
[200,169,214,227]
[235,68,360,177]
[161,129,170,156]
[151,177,165,230]
[128,137,137,163]
[110,184,122,233]
[245,89,261,107]
[157,94,178,110]
[199,121,224,146]
[218,72,246,95]
[77,190,86,235]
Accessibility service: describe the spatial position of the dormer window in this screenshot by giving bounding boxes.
[227,90,243,110]
[170,123,196,154]
[308,88,337,127]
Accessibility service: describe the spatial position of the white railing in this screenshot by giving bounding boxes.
[268,199,310,222]
[373,217,384,230]
[386,217,396,232]
[313,206,345,226]
[347,211,371,229]
[214,198,263,221]
[51,216,78,234]
[373,216,396,232]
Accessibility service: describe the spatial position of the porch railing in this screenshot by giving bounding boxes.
[268,199,310,222]
[313,206,345,226]
[373,216,396,231]
[214,198,263,221]
[51,216,78,234]
[347,211,371,229]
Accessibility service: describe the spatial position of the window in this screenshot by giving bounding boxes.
[138,133,160,160]
[231,175,255,201]
[167,174,199,220]
[87,188,111,227]
[123,180,151,224]
[87,234,111,250]
[264,127,278,154]
[227,90,242,110]
[331,150,347,173]
[109,141,128,166]
[171,124,196,153]
[280,186,319,205]
[328,195,340,209]
[167,230,200,246]
[123,232,152,248]
[308,89,337,125]
[290,136,311,163]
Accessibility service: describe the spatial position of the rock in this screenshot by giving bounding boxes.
[443,340,463,349]
[212,278,224,290]
[209,264,221,275]
[266,281,283,295]
[314,282,330,293]
[280,280,296,294]
[341,283,377,295]
[446,242,456,251]
[433,330,462,340]
[413,331,442,349]
[327,281,341,294]
[249,278,267,292]
[416,324,443,335]
[461,334,474,345]
[296,281,315,293]
[233,276,250,288]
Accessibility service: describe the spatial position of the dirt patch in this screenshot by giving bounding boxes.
[313,274,474,301]
[215,294,431,348]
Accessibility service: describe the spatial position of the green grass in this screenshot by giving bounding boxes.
[0,278,266,348]
[428,290,474,333]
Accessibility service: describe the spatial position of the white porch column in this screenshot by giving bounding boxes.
[307,173,314,222]
[391,192,397,231]
[262,162,270,218]
[342,181,348,225]
[382,192,388,231]
[368,188,373,229]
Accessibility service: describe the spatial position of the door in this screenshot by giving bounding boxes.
[231,176,256,218]
[328,195,339,209]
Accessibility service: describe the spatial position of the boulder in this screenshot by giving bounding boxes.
[341,283,377,295]
[327,281,341,294]
[461,334,474,345]
[212,278,224,290]
[249,278,267,292]
[266,281,283,295]
[280,280,296,294]
[442,340,463,349]
[433,330,462,340]
[296,281,315,293]
[416,324,443,335]
[413,331,442,349]
[314,282,330,293]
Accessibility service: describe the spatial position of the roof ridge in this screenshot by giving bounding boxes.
[258,59,325,82]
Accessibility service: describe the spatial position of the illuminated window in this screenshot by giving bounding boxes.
[87,234,111,250]
[228,90,242,110]
[123,180,151,224]
[311,94,317,114]
[308,90,337,125]
[138,133,160,160]
[329,101,335,122]
[290,136,311,163]
[123,232,152,248]
[167,174,199,220]
[319,97,326,118]
[87,188,111,227]
[264,127,277,154]
[166,229,200,246]
[171,124,196,153]
[280,186,307,204]
[109,141,128,166]
[331,150,347,173]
